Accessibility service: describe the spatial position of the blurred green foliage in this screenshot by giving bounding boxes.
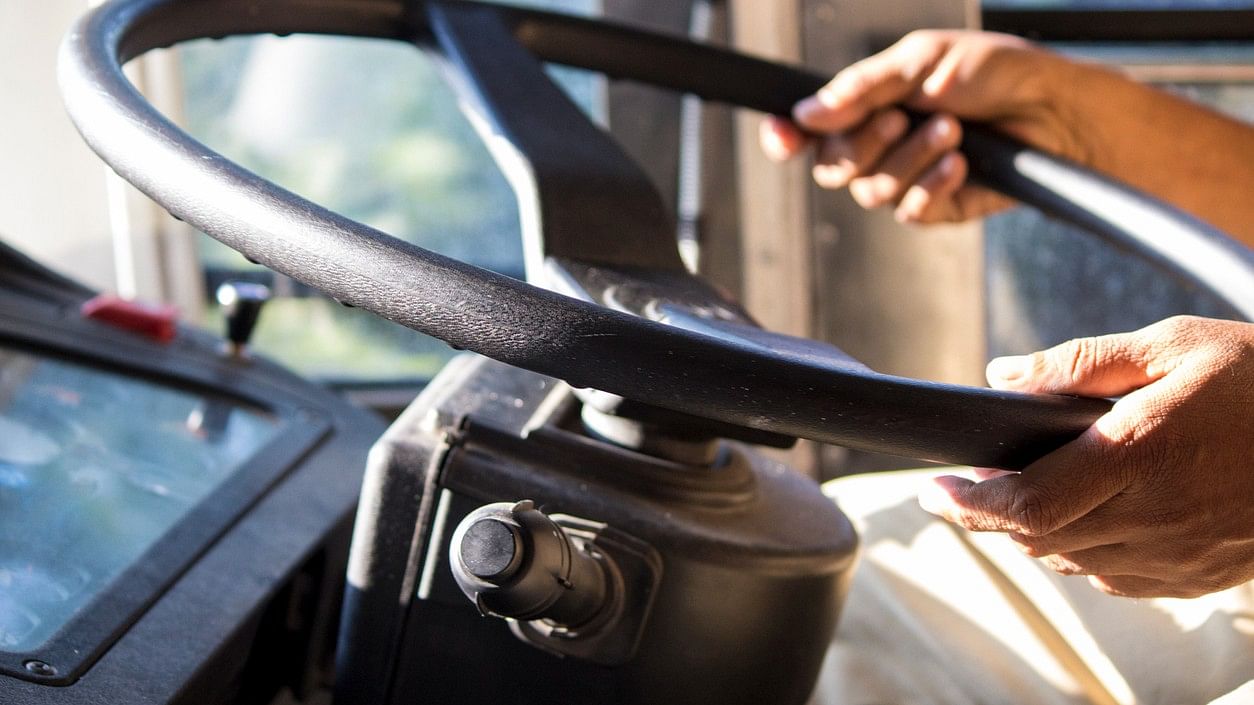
[178,7,599,380]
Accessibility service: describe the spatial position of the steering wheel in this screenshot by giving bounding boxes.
[59,0,1254,470]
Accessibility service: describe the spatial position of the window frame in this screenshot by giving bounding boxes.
[982,7,1254,42]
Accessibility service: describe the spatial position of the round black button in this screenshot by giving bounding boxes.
[459,518,520,580]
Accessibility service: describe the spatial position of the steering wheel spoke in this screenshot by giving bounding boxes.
[429,1,684,280]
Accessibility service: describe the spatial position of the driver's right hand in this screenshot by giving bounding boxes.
[760,30,1093,225]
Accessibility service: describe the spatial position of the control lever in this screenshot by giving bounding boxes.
[215,282,270,358]
[450,500,612,630]
[448,498,662,666]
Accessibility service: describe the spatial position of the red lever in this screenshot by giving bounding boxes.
[80,294,178,343]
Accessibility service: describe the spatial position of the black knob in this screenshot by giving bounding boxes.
[216,282,270,356]
[459,518,522,581]
[450,501,610,630]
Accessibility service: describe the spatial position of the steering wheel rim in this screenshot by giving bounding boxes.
[58,0,1254,469]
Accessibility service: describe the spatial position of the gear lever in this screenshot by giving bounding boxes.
[216,281,270,358]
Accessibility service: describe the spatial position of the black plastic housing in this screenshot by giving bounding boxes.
[336,354,859,705]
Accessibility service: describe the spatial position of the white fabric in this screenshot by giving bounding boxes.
[815,469,1254,705]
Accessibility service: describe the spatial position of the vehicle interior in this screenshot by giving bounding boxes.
[1,1,1252,704]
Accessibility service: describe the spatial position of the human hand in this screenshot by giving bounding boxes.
[760,30,1092,224]
[918,316,1254,598]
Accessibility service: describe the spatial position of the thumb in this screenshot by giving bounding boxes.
[919,421,1131,536]
[986,328,1170,397]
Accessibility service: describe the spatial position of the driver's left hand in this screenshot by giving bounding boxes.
[918,315,1254,598]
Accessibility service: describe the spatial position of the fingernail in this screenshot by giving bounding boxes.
[918,475,964,515]
[850,177,890,208]
[929,117,954,145]
[813,163,853,187]
[793,96,823,124]
[895,192,924,223]
[987,355,1028,383]
[917,482,951,515]
[871,174,898,202]
[760,125,788,161]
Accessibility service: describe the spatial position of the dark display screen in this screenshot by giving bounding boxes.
[0,348,279,652]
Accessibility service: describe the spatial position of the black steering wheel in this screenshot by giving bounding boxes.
[59,0,1254,469]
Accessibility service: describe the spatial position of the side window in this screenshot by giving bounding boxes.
[979,0,1254,357]
[178,0,603,382]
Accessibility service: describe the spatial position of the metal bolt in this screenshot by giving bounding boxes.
[23,660,57,677]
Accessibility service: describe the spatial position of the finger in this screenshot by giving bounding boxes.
[848,114,962,209]
[895,151,967,223]
[1088,574,1172,599]
[1051,540,1254,589]
[760,117,809,161]
[918,423,1132,535]
[1038,543,1156,578]
[792,33,952,134]
[984,324,1172,397]
[811,109,909,189]
[1008,486,1193,557]
[1010,511,1136,556]
[952,183,1017,221]
[1039,552,1101,576]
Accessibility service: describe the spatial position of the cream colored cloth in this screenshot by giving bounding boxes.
[815,469,1254,705]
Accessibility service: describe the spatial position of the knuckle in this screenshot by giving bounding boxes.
[1142,315,1207,361]
[1007,488,1059,536]
[891,31,951,83]
[896,31,935,59]
[1050,336,1101,385]
[1150,315,1200,340]
[831,66,874,98]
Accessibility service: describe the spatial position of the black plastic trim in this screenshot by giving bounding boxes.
[983,9,1254,43]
